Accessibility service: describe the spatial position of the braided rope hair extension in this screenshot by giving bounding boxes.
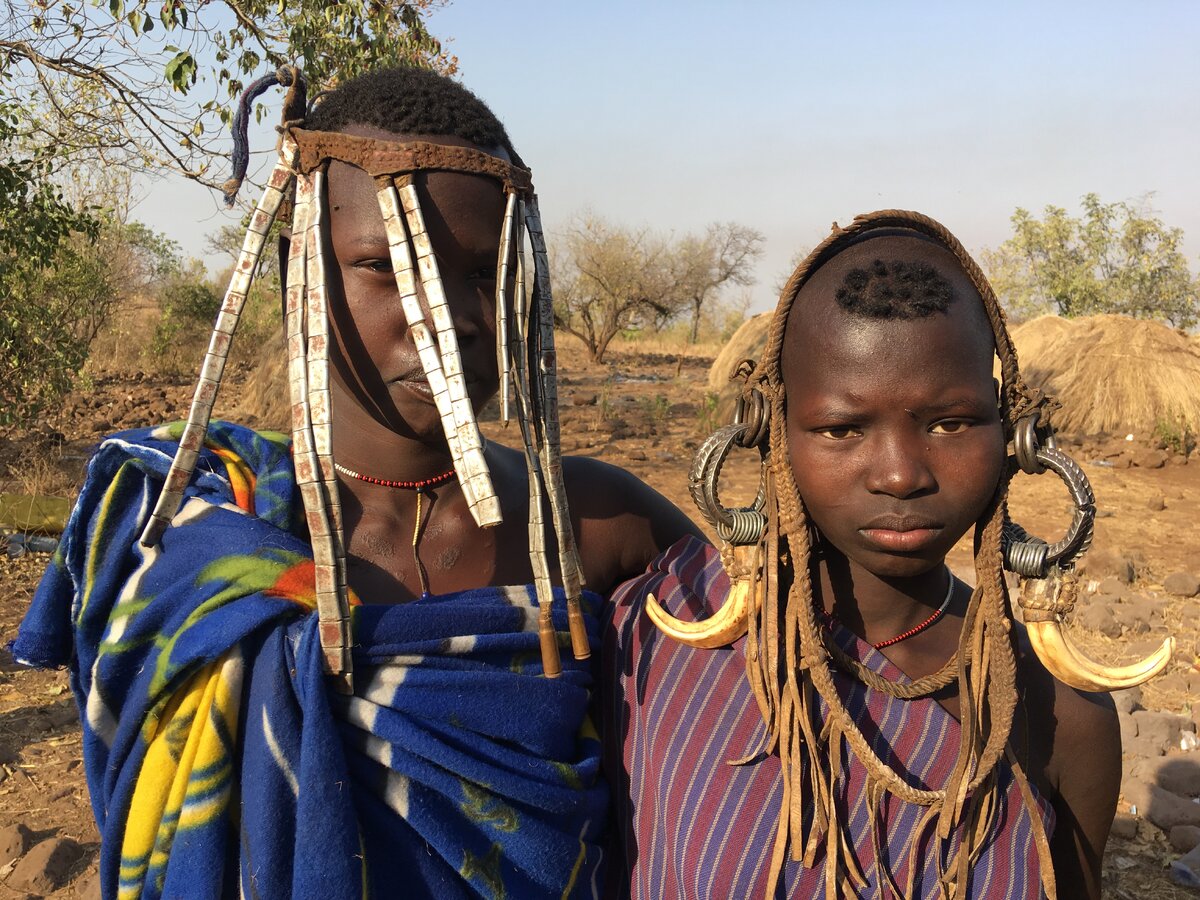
[741,210,1058,899]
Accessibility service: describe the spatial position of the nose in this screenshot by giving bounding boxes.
[863,429,938,499]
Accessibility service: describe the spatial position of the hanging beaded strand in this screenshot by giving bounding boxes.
[507,203,561,677]
[139,158,295,548]
[397,176,502,527]
[494,191,518,425]
[817,567,954,649]
[523,199,590,660]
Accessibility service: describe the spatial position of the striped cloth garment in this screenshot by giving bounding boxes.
[600,535,1051,899]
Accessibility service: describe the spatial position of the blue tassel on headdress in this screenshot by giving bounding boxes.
[222,67,305,207]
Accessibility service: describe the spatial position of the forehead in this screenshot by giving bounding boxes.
[781,235,997,396]
[324,123,510,249]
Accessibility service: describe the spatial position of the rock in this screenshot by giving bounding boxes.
[571,393,597,406]
[1113,686,1143,716]
[1111,597,1163,632]
[1147,494,1167,511]
[1110,814,1139,839]
[1128,754,1200,797]
[1076,603,1122,638]
[1171,824,1200,853]
[1095,577,1126,599]
[0,822,33,865]
[6,837,83,894]
[74,871,102,900]
[1131,710,1191,754]
[1125,778,1200,829]
[1079,549,1135,584]
[1164,572,1200,598]
[1119,709,1140,748]
[1134,449,1169,469]
[626,449,647,462]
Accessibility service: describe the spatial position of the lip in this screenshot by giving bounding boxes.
[392,370,480,403]
[858,514,945,553]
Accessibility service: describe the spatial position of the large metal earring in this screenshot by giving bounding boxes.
[646,389,769,648]
[1005,413,1173,691]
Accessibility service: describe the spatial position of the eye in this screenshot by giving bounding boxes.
[355,258,394,275]
[931,419,970,435]
[815,425,862,440]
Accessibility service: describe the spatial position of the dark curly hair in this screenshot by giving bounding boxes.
[834,258,955,318]
[306,67,521,164]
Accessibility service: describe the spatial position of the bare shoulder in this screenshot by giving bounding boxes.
[560,454,704,595]
[1013,623,1119,899]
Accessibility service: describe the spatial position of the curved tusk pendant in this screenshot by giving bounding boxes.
[1021,576,1174,692]
[645,576,754,649]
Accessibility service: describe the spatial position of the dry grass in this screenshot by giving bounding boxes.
[707,313,770,393]
[1013,314,1200,436]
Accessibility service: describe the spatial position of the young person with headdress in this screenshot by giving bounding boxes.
[12,66,699,899]
[602,211,1172,899]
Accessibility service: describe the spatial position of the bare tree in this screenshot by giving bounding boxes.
[552,217,676,364]
[674,223,764,343]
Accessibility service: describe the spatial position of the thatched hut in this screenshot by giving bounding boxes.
[708,313,770,419]
[1012,314,1200,437]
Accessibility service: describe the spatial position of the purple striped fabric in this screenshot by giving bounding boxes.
[600,536,1052,899]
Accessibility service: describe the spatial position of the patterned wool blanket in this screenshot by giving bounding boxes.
[12,423,606,900]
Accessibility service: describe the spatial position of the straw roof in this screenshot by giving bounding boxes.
[1012,314,1200,436]
[708,312,770,394]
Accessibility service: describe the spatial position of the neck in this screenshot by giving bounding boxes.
[813,549,952,643]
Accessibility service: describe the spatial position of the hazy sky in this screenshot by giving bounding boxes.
[137,1,1200,313]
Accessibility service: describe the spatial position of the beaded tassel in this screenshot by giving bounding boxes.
[285,171,353,690]
[494,190,518,425]
[374,176,469,496]
[397,177,502,527]
[304,167,352,689]
[523,199,590,660]
[507,205,560,677]
[139,158,294,547]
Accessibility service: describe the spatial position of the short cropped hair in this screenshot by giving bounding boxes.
[307,67,520,163]
[834,259,955,319]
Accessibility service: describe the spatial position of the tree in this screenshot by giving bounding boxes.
[673,223,763,343]
[0,93,100,430]
[553,217,677,364]
[1,0,455,190]
[983,194,1198,328]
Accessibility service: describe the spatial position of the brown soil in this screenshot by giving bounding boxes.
[1,342,1197,897]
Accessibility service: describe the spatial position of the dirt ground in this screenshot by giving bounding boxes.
[1,342,1197,897]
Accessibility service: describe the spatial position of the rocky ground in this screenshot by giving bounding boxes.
[1,343,1198,897]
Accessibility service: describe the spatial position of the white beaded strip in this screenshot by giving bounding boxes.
[303,168,352,687]
[397,179,502,527]
[524,199,589,659]
[495,190,518,425]
[374,177,474,513]
[140,157,294,547]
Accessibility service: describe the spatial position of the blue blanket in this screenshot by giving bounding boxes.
[12,423,607,899]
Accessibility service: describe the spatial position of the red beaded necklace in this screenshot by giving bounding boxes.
[819,567,955,650]
[333,462,456,490]
[333,462,456,599]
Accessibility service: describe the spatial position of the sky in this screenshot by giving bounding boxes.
[135,0,1200,313]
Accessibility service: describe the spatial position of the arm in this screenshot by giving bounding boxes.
[1046,684,1121,900]
[562,455,706,595]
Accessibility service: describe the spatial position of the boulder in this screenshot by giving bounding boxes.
[1110,814,1138,840]
[1134,449,1169,469]
[1147,494,1167,511]
[1075,603,1122,638]
[1172,842,1200,888]
[6,837,83,894]
[1112,686,1143,716]
[1124,778,1200,829]
[1130,710,1192,754]
[1171,825,1200,853]
[0,822,32,865]
[1163,572,1200,598]
[1095,577,1126,599]
[1128,753,1200,797]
